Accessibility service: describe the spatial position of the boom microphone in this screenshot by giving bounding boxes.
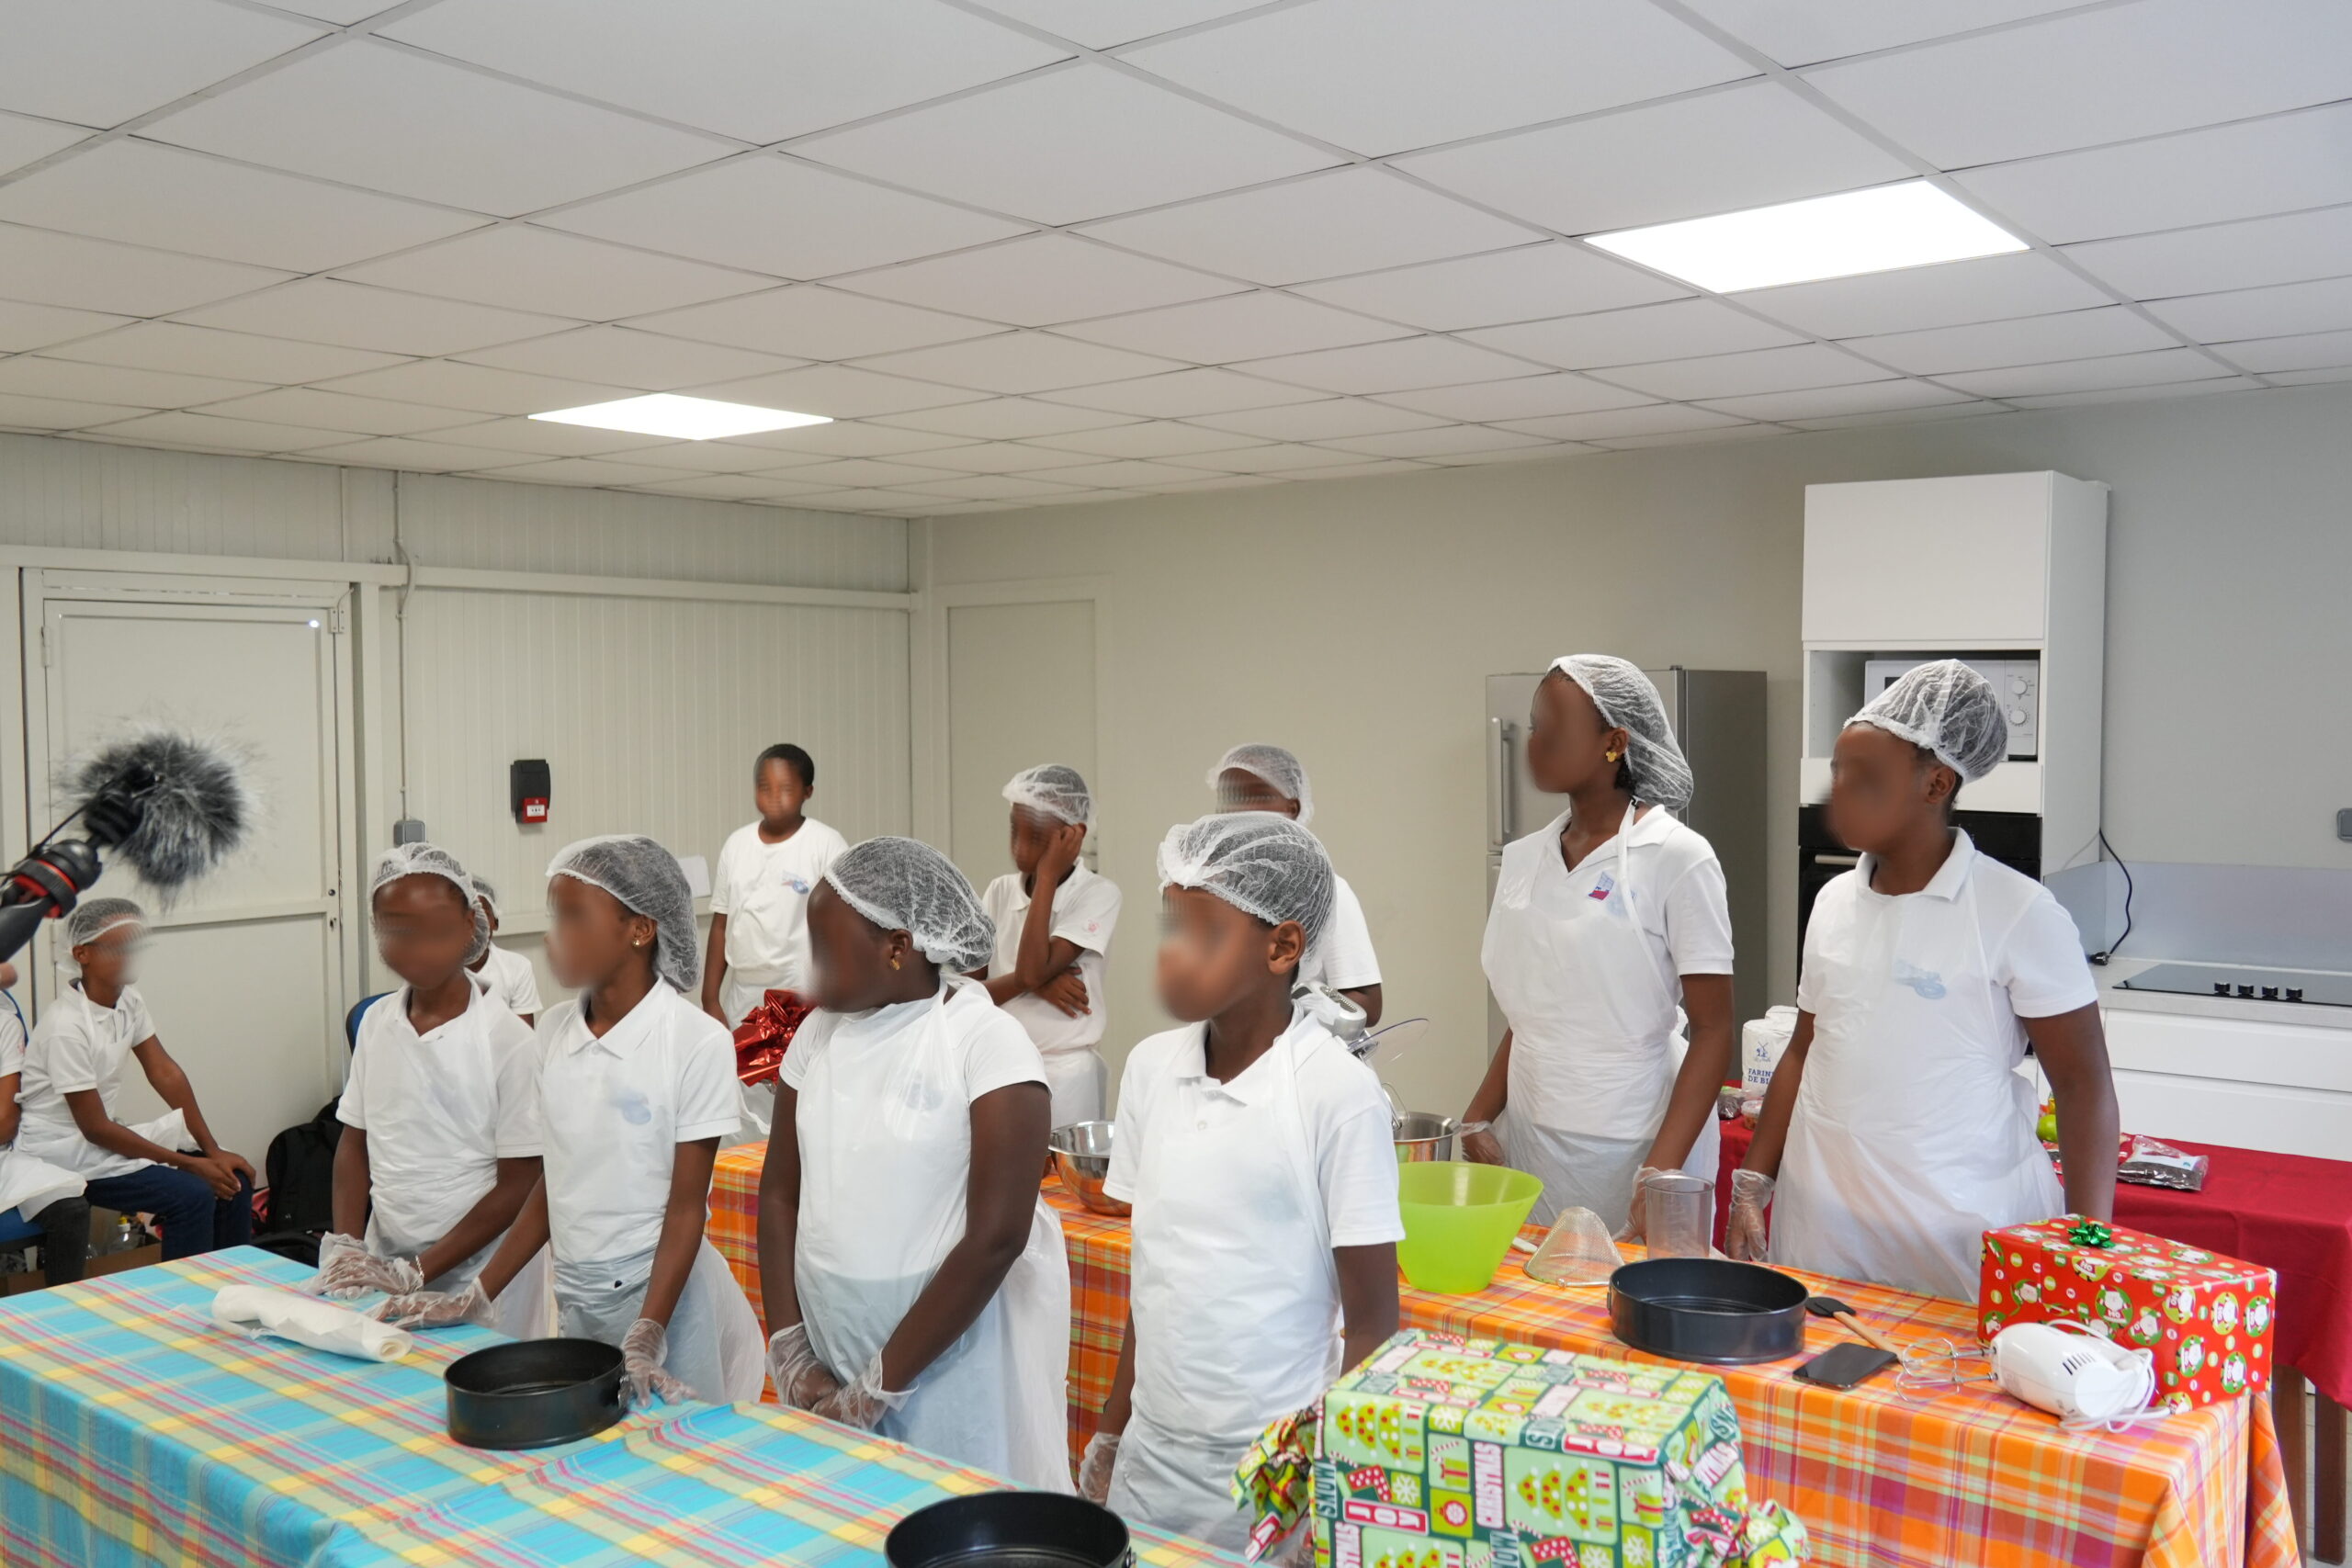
[0,727,254,964]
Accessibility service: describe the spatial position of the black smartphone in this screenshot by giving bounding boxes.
[1794,1343,1898,1390]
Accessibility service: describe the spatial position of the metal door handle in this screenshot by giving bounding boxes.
[1488,717,1516,850]
[1810,852,1860,867]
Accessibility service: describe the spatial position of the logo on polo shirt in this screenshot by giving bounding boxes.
[1588,872,1614,902]
[1892,959,1947,1000]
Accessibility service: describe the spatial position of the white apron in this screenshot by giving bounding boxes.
[1108,1018,1338,1551]
[0,1149,84,1224]
[1770,860,2064,1302]
[1041,1046,1107,1129]
[552,1241,764,1404]
[795,980,1072,1491]
[718,972,772,1031]
[1483,805,1718,1229]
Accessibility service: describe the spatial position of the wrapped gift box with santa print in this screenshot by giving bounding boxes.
[1306,1329,1805,1568]
[1978,1217,2276,1407]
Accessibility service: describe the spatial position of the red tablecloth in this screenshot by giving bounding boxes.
[1715,1121,2352,1405]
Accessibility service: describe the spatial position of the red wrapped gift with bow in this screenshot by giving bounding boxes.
[732,988,812,1087]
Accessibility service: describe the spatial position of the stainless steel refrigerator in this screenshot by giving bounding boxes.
[1484,668,1768,1051]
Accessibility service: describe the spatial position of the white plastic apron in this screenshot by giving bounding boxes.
[1108,1013,1338,1551]
[1040,1046,1107,1129]
[1770,854,2064,1301]
[718,973,773,1030]
[0,1148,84,1224]
[553,1242,764,1404]
[795,979,1072,1492]
[1483,806,1717,1229]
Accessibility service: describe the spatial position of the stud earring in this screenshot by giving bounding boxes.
[890,956,902,971]
[1605,750,1621,762]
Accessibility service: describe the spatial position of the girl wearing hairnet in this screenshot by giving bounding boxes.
[1731,661,2117,1299]
[310,845,548,1337]
[1082,814,1403,1551]
[1209,744,1384,1026]
[15,898,255,1262]
[379,835,763,1406]
[974,765,1124,1126]
[759,837,1073,1491]
[1464,657,1735,1235]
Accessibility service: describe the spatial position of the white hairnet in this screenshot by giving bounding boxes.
[469,874,501,920]
[1848,659,2008,784]
[1547,655,1695,812]
[824,836,994,972]
[372,843,491,965]
[1004,764,1093,829]
[1209,742,1314,826]
[1158,812,1335,949]
[546,835,699,993]
[66,896,145,948]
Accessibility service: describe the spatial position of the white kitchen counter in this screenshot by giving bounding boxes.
[2090,957,2352,1158]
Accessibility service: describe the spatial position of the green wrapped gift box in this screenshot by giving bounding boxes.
[1296,1329,1804,1568]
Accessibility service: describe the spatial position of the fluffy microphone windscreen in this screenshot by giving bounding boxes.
[63,728,255,892]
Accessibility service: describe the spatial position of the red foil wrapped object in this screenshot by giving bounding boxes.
[733,988,812,1086]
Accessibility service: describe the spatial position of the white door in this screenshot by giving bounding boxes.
[944,595,1098,895]
[25,576,356,1167]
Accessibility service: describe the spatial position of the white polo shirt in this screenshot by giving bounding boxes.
[339,983,542,1254]
[1301,874,1381,993]
[16,983,158,1178]
[1106,1011,1405,1443]
[537,982,740,1267]
[979,863,1123,1054]
[711,818,848,989]
[471,943,543,1018]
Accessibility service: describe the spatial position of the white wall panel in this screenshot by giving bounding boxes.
[400,584,911,940]
[391,474,907,592]
[0,432,374,559]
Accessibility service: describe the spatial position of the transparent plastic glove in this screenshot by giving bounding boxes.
[314,1242,424,1302]
[370,1276,495,1330]
[1616,1166,1668,1244]
[766,1323,841,1410]
[307,1232,366,1296]
[811,1349,910,1432]
[1461,1124,1506,1166]
[1078,1429,1120,1504]
[621,1316,693,1406]
[1725,1169,1776,1262]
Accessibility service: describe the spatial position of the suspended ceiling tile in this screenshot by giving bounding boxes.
[1732,252,2110,341]
[336,226,772,322]
[1464,298,1801,370]
[146,41,730,217]
[0,141,486,273]
[1399,82,1910,237]
[1080,166,1541,287]
[831,233,1240,328]
[173,277,578,356]
[0,221,292,316]
[1293,243,1690,332]
[382,0,1069,143]
[795,63,1337,225]
[541,155,1030,282]
[1058,290,1408,364]
[630,286,1000,362]
[0,0,322,130]
[1124,0,1752,157]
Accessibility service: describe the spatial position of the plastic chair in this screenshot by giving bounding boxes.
[345,992,389,1052]
[0,1210,40,1250]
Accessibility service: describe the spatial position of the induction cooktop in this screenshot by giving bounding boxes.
[2117,962,2352,1009]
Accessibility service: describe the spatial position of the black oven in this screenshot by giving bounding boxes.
[1795,805,2042,963]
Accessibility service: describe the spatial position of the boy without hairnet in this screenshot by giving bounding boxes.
[1080,814,1403,1551]
[703,743,847,1028]
[378,836,763,1405]
[1210,744,1383,1026]
[17,900,255,1261]
[760,837,1073,1491]
[973,765,1124,1126]
[310,845,547,1337]
[1730,661,2119,1299]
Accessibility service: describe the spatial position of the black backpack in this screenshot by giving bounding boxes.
[257,1100,345,1260]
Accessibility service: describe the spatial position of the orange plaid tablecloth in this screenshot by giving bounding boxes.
[708,1146,2296,1568]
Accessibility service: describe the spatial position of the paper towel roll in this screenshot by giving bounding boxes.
[212,1284,414,1363]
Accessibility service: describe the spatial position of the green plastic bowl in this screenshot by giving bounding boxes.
[1395,1160,1544,1294]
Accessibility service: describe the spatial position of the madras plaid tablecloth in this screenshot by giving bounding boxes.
[0,1247,645,1568]
[316,1399,1240,1568]
[707,1148,2297,1568]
